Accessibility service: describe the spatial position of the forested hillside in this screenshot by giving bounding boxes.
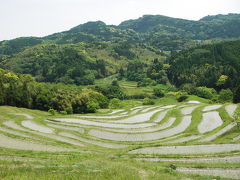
[0,43,108,85]
[168,40,240,102]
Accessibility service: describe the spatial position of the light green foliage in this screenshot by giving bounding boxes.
[48,108,56,115]
[109,98,122,109]
[59,111,67,115]
[142,97,155,105]
[216,75,228,86]
[195,86,217,99]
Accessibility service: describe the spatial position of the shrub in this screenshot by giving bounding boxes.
[86,100,99,113]
[177,95,188,102]
[137,78,156,87]
[142,98,155,105]
[59,111,67,115]
[88,90,109,108]
[48,108,56,115]
[195,86,217,99]
[218,89,233,103]
[153,87,165,97]
[65,107,73,114]
[180,83,196,94]
[109,98,122,109]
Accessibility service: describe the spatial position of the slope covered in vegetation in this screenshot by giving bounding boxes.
[168,40,240,102]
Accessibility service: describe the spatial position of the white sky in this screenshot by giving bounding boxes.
[0,0,240,41]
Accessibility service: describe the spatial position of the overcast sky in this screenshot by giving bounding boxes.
[1,0,240,41]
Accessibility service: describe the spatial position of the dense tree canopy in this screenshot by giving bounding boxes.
[168,40,240,102]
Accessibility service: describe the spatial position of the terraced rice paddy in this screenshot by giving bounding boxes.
[0,101,239,179]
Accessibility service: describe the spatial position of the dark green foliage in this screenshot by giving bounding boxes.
[119,14,240,50]
[0,37,42,55]
[91,84,126,100]
[126,61,146,81]
[153,87,165,97]
[168,40,240,101]
[177,95,188,102]
[234,86,240,103]
[137,78,156,87]
[146,58,169,84]
[113,42,136,59]
[117,68,125,80]
[218,89,233,103]
[180,83,196,94]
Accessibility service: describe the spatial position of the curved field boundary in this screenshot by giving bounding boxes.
[108,110,125,115]
[202,105,222,112]
[51,118,156,129]
[181,106,199,115]
[129,109,142,115]
[176,167,240,179]
[198,111,223,134]
[88,116,191,142]
[187,101,201,104]
[136,155,240,163]
[59,132,128,149]
[0,133,75,152]
[4,121,85,147]
[102,117,176,133]
[141,106,159,113]
[75,114,127,119]
[0,156,47,162]
[128,144,240,155]
[107,108,163,124]
[161,135,202,144]
[47,123,84,134]
[13,113,34,119]
[199,122,237,142]
[225,104,238,118]
[153,111,168,123]
[0,126,41,140]
[22,120,54,134]
[4,121,27,131]
[130,106,145,111]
